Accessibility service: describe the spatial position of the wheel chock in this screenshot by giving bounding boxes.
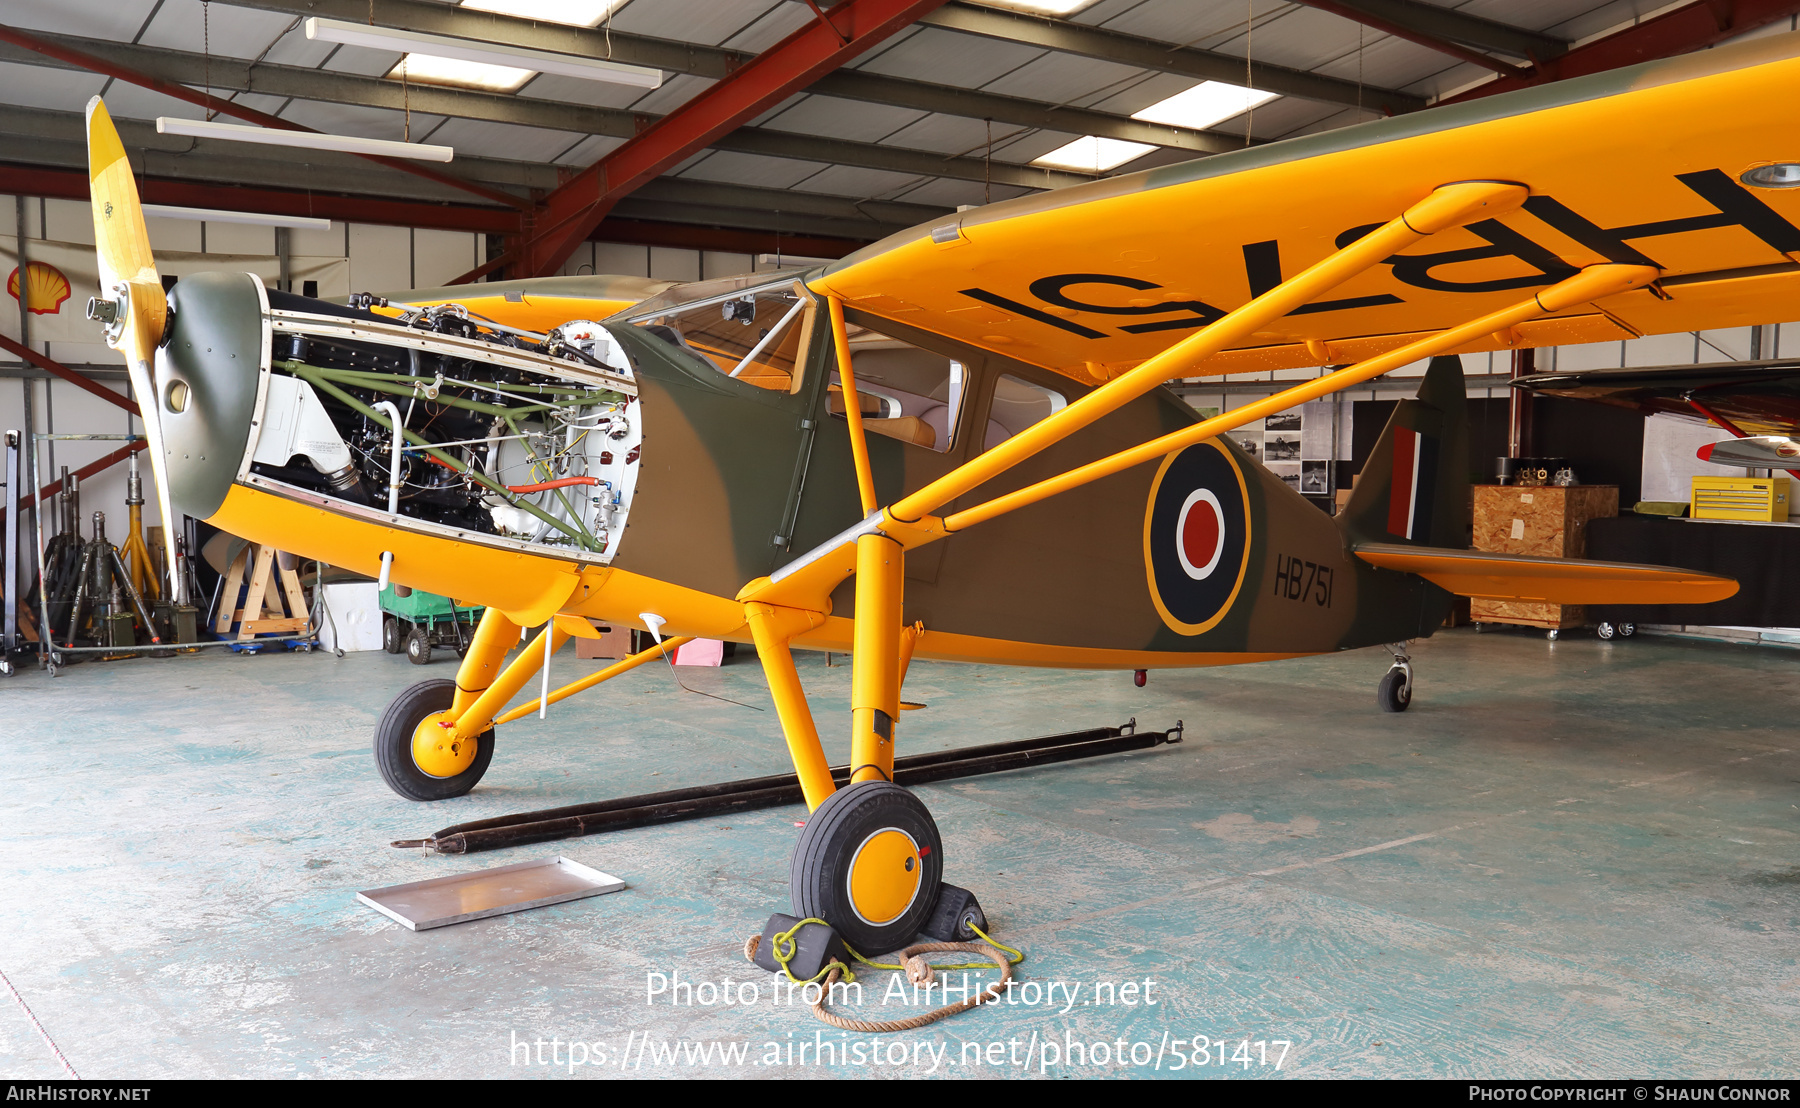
[918,883,987,943]
[751,913,850,980]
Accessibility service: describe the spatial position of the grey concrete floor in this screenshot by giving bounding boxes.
[1,628,1797,1079]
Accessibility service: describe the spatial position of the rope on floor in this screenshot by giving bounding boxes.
[0,964,79,1079]
[745,919,1024,1034]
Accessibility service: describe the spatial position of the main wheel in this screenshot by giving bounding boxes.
[373,679,495,801]
[791,781,944,955]
[405,626,432,665]
[382,615,403,654]
[1378,667,1411,713]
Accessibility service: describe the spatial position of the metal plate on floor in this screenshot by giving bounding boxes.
[358,856,625,930]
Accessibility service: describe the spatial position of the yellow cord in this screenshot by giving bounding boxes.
[767,917,1025,985]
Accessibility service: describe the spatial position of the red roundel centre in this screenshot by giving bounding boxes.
[1181,498,1221,571]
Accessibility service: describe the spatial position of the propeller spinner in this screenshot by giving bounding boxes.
[84,96,184,605]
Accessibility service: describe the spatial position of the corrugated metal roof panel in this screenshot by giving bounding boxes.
[0,60,105,113]
[556,133,626,166]
[519,72,658,110]
[0,0,162,41]
[137,0,298,59]
[889,177,1034,208]
[257,23,339,70]
[979,51,1153,106]
[626,73,717,115]
[761,95,927,143]
[609,0,785,48]
[788,164,925,199]
[721,2,815,53]
[678,149,831,189]
[277,100,446,141]
[856,26,1045,86]
[424,115,586,162]
[101,80,209,122]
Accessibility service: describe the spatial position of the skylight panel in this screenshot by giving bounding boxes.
[459,0,631,28]
[1033,136,1156,173]
[1132,81,1278,131]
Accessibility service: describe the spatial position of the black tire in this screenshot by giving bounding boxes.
[791,781,944,955]
[382,615,403,654]
[373,679,494,801]
[1378,667,1411,713]
[405,626,432,665]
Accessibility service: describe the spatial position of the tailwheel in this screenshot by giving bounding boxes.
[791,781,944,955]
[374,678,494,801]
[1379,644,1413,713]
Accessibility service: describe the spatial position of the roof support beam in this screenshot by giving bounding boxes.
[916,3,1425,115]
[0,32,1099,191]
[1440,0,1800,103]
[0,163,888,256]
[1291,0,1563,63]
[505,0,953,280]
[0,21,525,210]
[1287,0,1532,76]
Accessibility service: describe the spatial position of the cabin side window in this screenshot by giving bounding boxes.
[829,320,966,454]
[983,373,1071,450]
[633,284,812,393]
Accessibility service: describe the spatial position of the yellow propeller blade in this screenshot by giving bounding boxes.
[86,96,184,604]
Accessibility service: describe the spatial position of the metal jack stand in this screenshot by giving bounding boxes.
[2,431,21,676]
[61,511,161,659]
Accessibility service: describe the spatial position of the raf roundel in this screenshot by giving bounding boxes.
[1145,441,1251,635]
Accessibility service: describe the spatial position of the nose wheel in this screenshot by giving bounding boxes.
[791,781,944,955]
[1378,643,1413,713]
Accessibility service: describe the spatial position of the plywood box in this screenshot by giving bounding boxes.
[1470,485,1618,630]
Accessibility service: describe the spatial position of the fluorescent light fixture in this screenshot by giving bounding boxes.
[142,204,333,231]
[389,53,533,93]
[459,0,630,27]
[155,117,455,162]
[305,16,662,89]
[1132,81,1277,131]
[1033,136,1155,173]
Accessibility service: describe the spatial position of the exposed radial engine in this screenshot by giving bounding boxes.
[242,293,641,560]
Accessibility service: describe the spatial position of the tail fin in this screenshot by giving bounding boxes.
[1338,354,1470,549]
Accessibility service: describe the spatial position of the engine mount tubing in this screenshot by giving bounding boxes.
[746,601,837,811]
[451,607,523,717]
[492,633,693,725]
[418,725,1180,853]
[850,532,903,784]
[942,263,1660,534]
[827,295,879,518]
[446,621,571,742]
[286,362,589,547]
[885,180,1530,524]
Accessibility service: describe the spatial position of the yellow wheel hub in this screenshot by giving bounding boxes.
[411,711,478,778]
[846,828,923,926]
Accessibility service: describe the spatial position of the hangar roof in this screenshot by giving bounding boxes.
[0,0,1773,260]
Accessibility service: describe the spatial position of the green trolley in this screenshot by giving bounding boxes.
[378,585,485,666]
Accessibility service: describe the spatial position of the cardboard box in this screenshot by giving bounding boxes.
[575,625,632,660]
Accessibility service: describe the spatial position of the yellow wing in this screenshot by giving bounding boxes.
[809,32,1800,387]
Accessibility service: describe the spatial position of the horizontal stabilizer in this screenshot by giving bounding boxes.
[1697,435,1800,468]
[1352,543,1738,605]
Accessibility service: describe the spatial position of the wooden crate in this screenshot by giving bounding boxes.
[1470,485,1618,630]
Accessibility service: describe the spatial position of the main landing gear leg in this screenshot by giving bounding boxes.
[1378,641,1413,713]
[373,610,568,801]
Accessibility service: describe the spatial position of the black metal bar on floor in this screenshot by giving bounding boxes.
[397,719,1184,855]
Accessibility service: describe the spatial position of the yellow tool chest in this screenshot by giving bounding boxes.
[1690,476,1790,522]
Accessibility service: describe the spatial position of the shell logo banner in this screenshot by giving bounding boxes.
[7,260,73,316]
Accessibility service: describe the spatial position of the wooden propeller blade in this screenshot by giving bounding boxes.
[87,96,183,603]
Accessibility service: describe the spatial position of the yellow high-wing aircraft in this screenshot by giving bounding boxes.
[82,27,1798,953]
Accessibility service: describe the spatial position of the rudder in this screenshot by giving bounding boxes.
[1338,354,1471,550]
